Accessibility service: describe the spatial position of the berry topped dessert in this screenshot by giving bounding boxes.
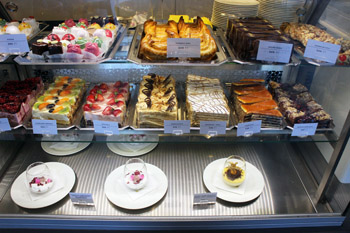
[0,77,43,126]
[29,176,54,193]
[124,169,147,190]
[83,81,129,126]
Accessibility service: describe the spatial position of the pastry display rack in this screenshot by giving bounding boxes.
[0,1,350,231]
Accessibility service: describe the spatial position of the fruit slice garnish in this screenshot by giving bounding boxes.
[38,103,49,110]
[52,105,64,113]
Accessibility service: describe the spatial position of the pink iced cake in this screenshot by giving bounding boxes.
[83,81,129,125]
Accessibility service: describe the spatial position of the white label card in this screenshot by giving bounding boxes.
[237,120,261,137]
[193,192,217,206]
[291,123,318,137]
[167,38,200,58]
[257,40,293,63]
[32,119,57,135]
[200,121,226,135]
[0,34,30,53]
[93,120,119,135]
[0,118,11,132]
[304,39,341,64]
[69,192,94,206]
[164,120,190,135]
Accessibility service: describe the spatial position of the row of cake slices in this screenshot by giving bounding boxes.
[0,75,332,129]
[31,16,119,60]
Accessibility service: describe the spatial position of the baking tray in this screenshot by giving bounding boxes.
[129,83,185,131]
[76,83,133,131]
[14,24,128,65]
[127,24,228,66]
[0,22,49,62]
[216,29,300,66]
[22,83,88,131]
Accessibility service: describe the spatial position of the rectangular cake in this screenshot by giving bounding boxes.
[0,77,43,126]
[136,73,178,127]
[32,76,86,125]
[83,81,129,125]
[269,81,332,128]
[186,74,230,126]
[231,79,283,128]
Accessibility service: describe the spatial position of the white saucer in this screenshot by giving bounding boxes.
[203,158,265,203]
[106,135,158,157]
[41,134,93,156]
[104,163,168,209]
[10,162,76,209]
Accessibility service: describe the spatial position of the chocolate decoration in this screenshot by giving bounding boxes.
[166,100,175,111]
[167,94,176,103]
[145,78,154,84]
[163,78,172,88]
[142,88,152,97]
[163,74,171,84]
[147,73,156,79]
[145,97,152,108]
[46,104,55,109]
[144,83,153,90]
[164,87,173,96]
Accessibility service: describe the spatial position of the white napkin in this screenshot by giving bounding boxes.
[25,174,64,201]
[214,170,247,195]
[117,174,159,201]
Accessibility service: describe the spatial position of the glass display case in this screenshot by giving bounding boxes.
[0,0,349,231]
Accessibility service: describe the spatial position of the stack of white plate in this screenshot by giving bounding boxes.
[211,0,259,29]
[258,0,305,28]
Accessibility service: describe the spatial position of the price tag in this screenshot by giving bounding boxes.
[167,38,200,58]
[69,193,94,206]
[193,192,217,206]
[292,123,318,137]
[164,120,190,135]
[257,40,293,63]
[0,34,30,53]
[304,39,341,64]
[237,120,261,137]
[93,120,119,135]
[32,119,57,135]
[200,121,226,135]
[0,118,11,132]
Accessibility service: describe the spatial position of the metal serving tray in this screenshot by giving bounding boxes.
[127,24,228,66]
[0,22,49,63]
[216,29,300,66]
[14,24,128,65]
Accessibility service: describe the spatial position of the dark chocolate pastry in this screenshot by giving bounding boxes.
[48,41,63,55]
[91,16,103,27]
[105,15,117,25]
[32,41,48,55]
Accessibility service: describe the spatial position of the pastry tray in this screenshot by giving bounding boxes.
[129,83,185,131]
[14,24,128,65]
[0,22,49,63]
[76,83,132,131]
[127,24,228,66]
[216,29,300,66]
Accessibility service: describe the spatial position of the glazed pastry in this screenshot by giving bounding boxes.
[64,19,76,28]
[32,39,48,55]
[18,22,32,37]
[75,37,88,49]
[84,42,100,56]
[62,33,75,42]
[90,16,104,27]
[47,33,61,42]
[222,161,245,187]
[136,73,178,127]
[67,44,82,54]
[5,25,20,34]
[78,18,89,27]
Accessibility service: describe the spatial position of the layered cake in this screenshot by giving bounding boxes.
[136,73,178,127]
[226,17,293,61]
[32,76,86,125]
[186,74,230,126]
[0,77,43,126]
[83,81,129,125]
[140,16,217,61]
[269,81,333,128]
[231,79,283,128]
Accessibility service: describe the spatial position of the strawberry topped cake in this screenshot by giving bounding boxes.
[83,81,129,126]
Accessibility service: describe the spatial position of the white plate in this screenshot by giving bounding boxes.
[10,162,76,209]
[41,134,93,156]
[203,158,265,203]
[106,135,159,157]
[104,163,168,209]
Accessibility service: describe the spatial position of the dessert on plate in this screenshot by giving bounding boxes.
[26,162,54,193]
[124,158,148,190]
[222,155,246,187]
